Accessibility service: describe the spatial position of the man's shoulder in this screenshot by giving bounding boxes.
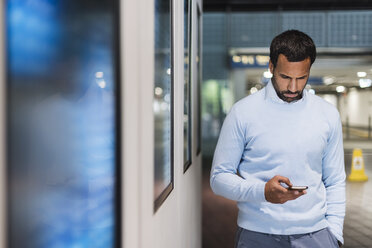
[307,92,340,119]
[226,90,265,126]
[233,88,265,111]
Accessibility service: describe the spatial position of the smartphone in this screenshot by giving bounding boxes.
[288,186,308,191]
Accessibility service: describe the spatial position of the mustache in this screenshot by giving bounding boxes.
[281,91,300,95]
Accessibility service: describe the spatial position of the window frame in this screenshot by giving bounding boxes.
[153,0,174,212]
[183,0,192,172]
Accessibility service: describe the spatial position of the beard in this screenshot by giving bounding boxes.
[271,75,305,103]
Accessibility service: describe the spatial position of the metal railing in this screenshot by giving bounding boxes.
[343,117,372,140]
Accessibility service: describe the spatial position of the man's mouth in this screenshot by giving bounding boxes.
[283,93,298,98]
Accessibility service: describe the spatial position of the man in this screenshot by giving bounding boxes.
[210,30,345,248]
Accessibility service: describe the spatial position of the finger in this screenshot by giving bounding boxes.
[272,180,290,193]
[287,190,306,200]
[276,176,292,187]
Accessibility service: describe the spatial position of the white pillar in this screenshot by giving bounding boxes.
[230,69,247,102]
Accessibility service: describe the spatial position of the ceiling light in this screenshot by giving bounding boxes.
[263,69,272,79]
[357,71,367,77]
[155,87,163,96]
[250,87,258,94]
[359,78,372,88]
[242,55,254,65]
[336,86,345,93]
[232,55,241,63]
[323,77,334,85]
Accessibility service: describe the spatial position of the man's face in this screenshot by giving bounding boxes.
[269,54,311,103]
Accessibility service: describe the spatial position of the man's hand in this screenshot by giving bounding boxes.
[264,175,306,204]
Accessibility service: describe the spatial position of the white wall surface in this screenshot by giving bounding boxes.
[339,89,372,126]
[121,0,202,247]
[231,69,248,102]
[0,0,202,246]
[320,94,337,108]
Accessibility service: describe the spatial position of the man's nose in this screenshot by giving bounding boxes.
[288,79,298,93]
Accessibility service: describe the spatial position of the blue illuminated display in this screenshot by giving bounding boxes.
[7,0,118,247]
[7,0,60,76]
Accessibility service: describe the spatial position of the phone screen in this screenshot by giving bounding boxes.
[289,186,308,191]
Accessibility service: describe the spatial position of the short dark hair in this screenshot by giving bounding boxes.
[270,30,316,67]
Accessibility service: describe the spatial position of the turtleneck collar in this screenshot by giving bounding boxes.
[264,79,307,105]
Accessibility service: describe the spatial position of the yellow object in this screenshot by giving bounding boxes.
[348,148,368,182]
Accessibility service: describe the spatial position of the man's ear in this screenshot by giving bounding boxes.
[269,60,274,74]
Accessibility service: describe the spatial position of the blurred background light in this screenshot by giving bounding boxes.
[336,85,346,93]
[357,71,367,77]
[96,71,104,78]
[263,69,272,79]
[359,78,372,88]
[155,87,163,96]
[323,76,335,85]
[250,87,258,94]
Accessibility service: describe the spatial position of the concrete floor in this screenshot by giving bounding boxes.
[343,148,372,247]
[202,145,372,248]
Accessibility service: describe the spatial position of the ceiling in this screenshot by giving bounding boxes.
[203,0,372,94]
[204,0,372,11]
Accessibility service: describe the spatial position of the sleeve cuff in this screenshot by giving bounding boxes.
[251,181,267,203]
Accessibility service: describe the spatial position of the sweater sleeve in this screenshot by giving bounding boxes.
[322,114,346,244]
[210,106,267,203]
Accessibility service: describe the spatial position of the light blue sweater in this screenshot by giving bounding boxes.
[210,80,346,243]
